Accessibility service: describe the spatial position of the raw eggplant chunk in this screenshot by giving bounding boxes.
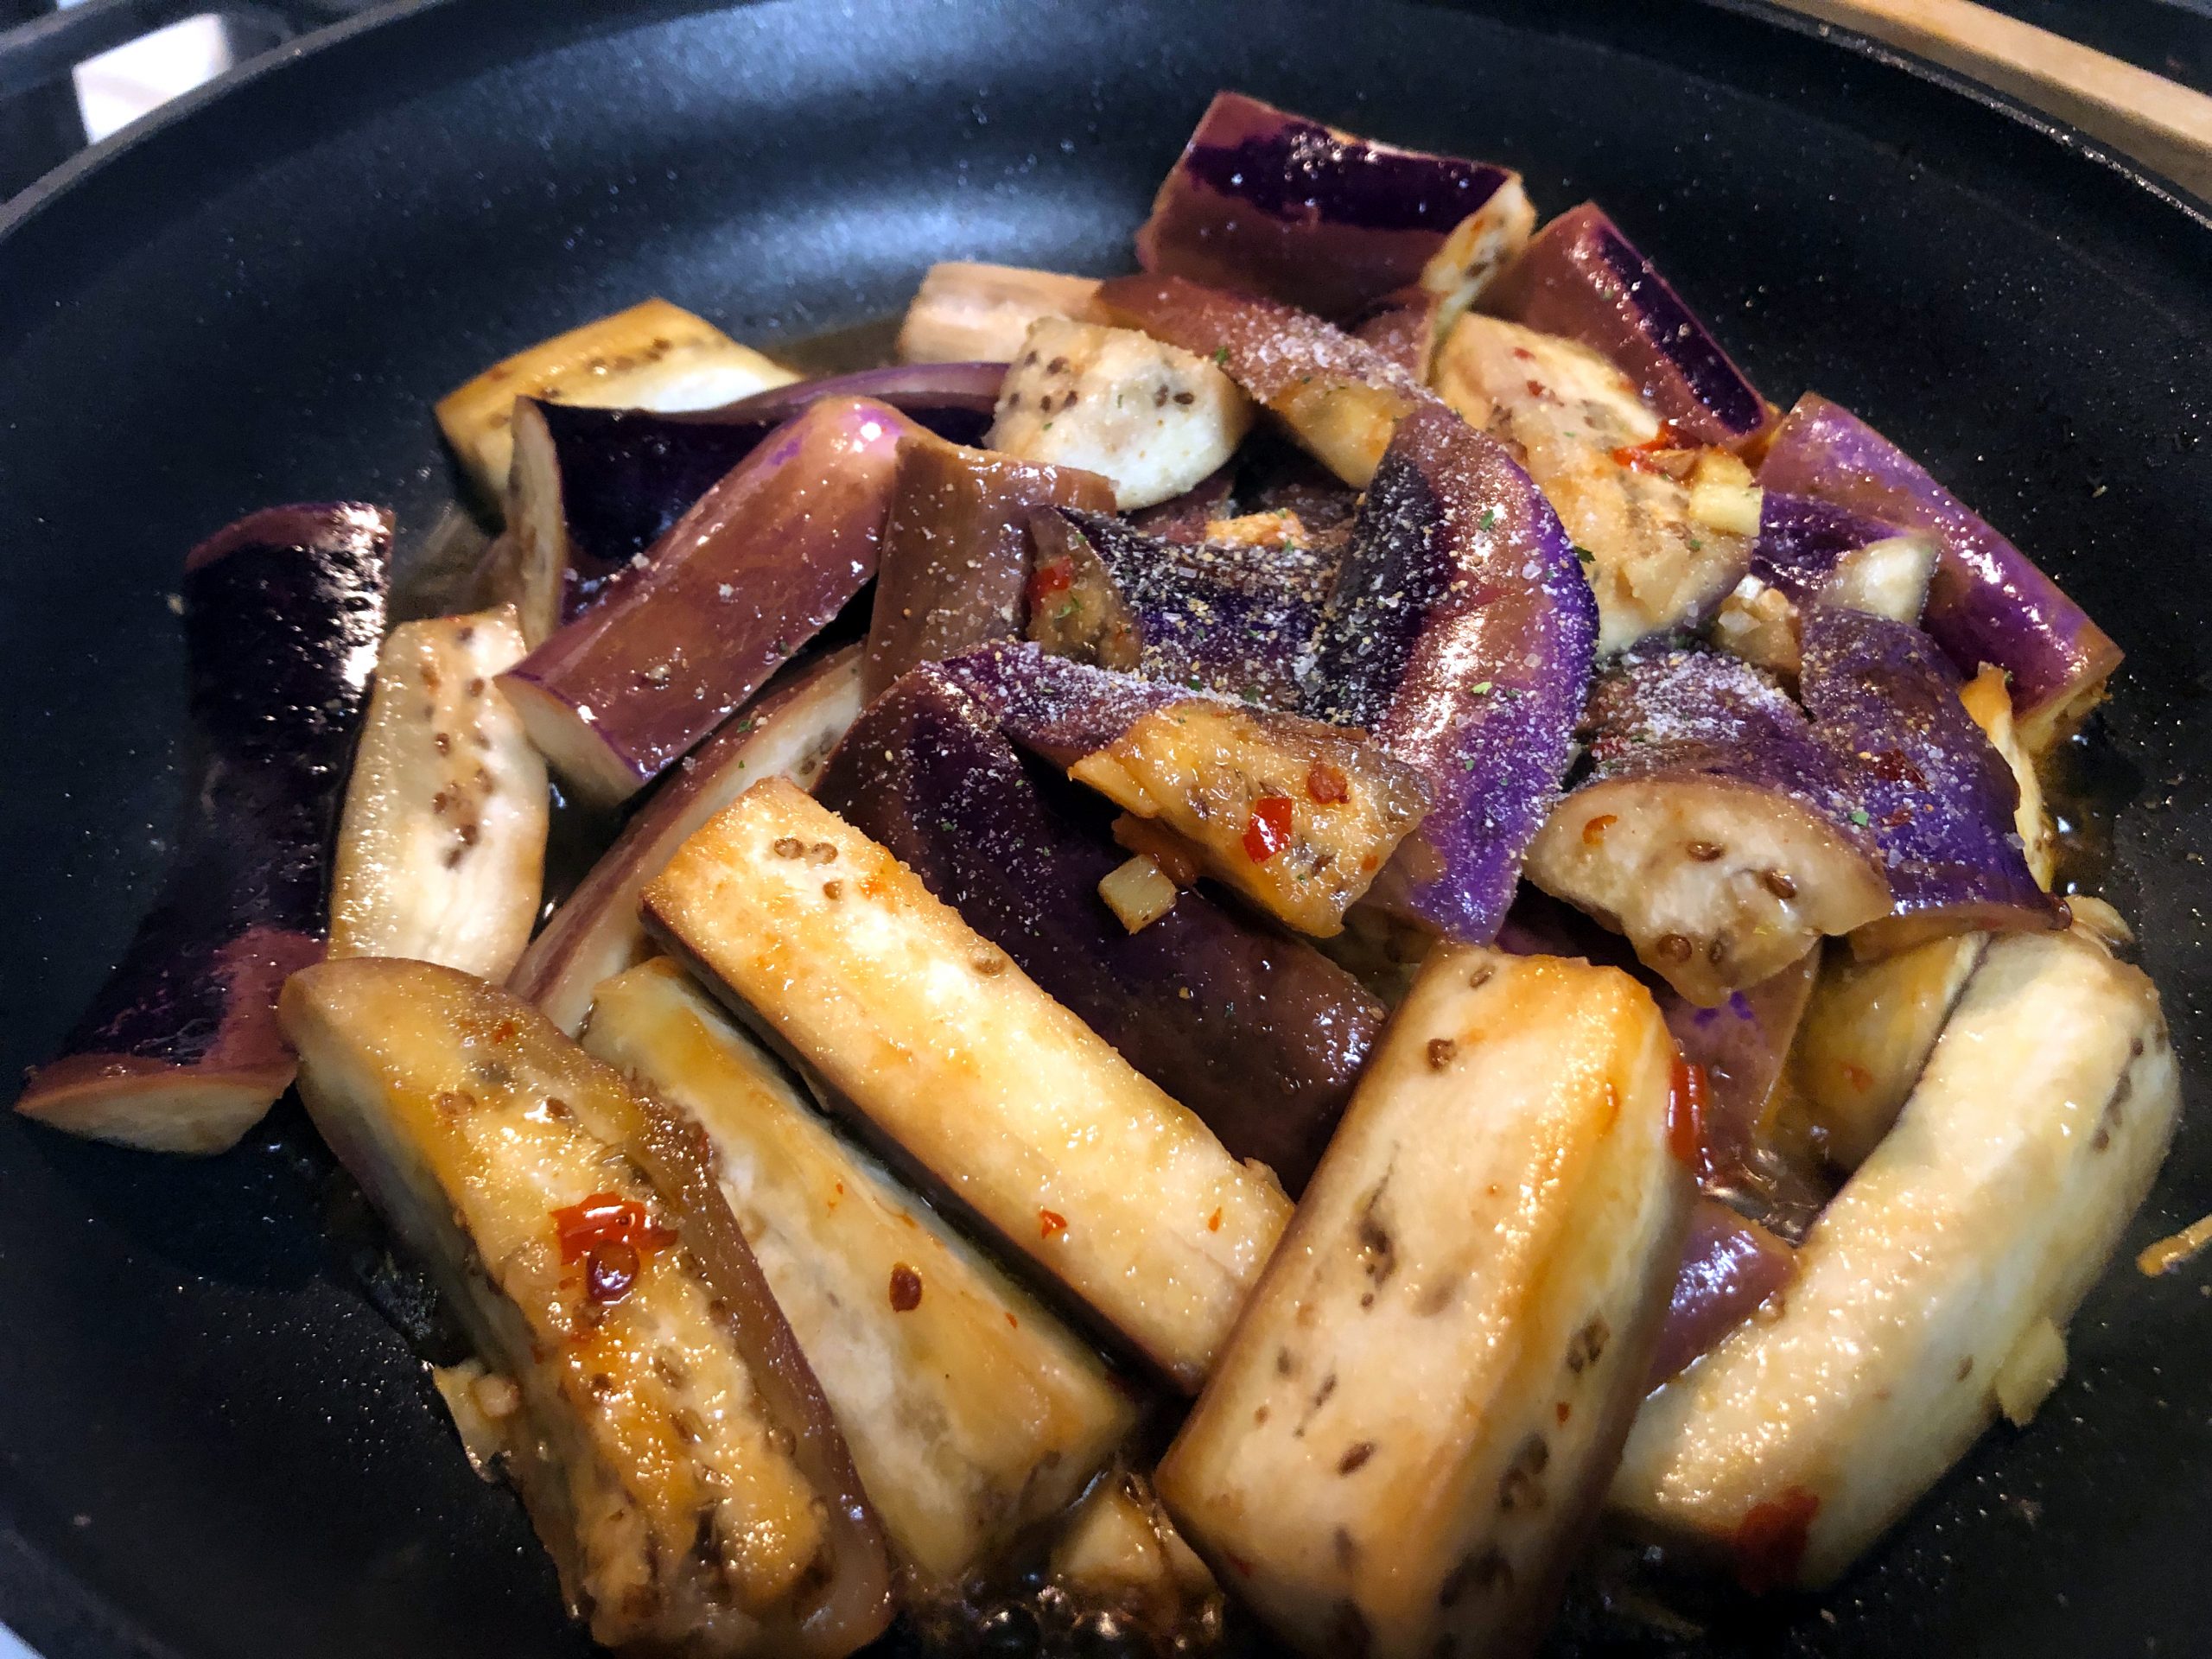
[1094,273,1427,487]
[16,504,390,1154]
[1526,645,1889,1005]
[1482,202,1769,448]
[816,663,1382,1192]
[508,647,864,1035]
[1758,393,2121,749]
[435,297,798,505]
[1708,492,1936,677]
[582,959,1136,1587]
[1136,91,1532,324]
[1798,607,2063,955]
[895,262,1103,364]
[1649,1198,1795,1387]
[279,958,893,1656]
[861,434,1114,698]
[1432,313,1752,654]
[1309,401,1597,943]
[499,397,911,806]
[1155,946,1692,1659]
[641,779,1293,1391]
[1611,929,2178,1588]
[986,317,1254,510]
[327,607,546,980]
[1026,506,1334,710]
[1790,932,1987,1171]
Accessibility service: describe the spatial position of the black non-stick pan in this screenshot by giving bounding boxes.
[0,2,2206,1655]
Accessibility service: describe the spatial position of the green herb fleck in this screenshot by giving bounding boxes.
[1848,808,1872,827]
[1461,756,1479,772]
[1212,346,1230,367]
[1686,536,1702,550]
[1055,600,1078,621]
[938,820,957,833]
[1478,508,1498,531]
[1470,680,1493,696]
[1573,544,1597,566]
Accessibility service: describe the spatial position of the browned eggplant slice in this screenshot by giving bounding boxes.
[894,262,1103,364]
[279,958,894,1656]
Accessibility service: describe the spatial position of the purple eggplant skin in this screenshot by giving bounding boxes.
[933,639,1197,766]
[1028,507,1334,709]
[817,664,1381,1194]
[1307,401,1598,944]
[1136,90,1518,321]
[1484,202,1769,449]
[1648,1197,1796,1388]
[861,435,1115,700]
[1798,607,2065,957]
[17,505,391,1153]
[1758,393,2122,749]
[1751,493,1910,606]
[689,360,1004,446]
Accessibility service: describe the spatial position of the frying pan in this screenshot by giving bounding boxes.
[0,1,2206,1654]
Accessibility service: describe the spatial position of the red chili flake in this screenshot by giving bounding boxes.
[1732,1487,1820,1594]
[1207,1207,1224,1232]
[1305,761,1349,804]
[1039,1209,1068,1239]
[553,1194,674,1265]
[1609,421,1688,474]
[1242,795,1295,863]
[888,1263,923,1312]
[1581,812,1618,847]
[1555,1401,1572,1426]
[1669,1056,1708,1170]
[1840,1060,1873,1093]
[1027,559,1073,607]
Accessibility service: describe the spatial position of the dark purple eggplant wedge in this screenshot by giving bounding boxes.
[1158,945,1691,1659]
[1758,393,2122,749]
[816,662,1383,1192]
[1308,402,1597,944]
[1709,492,1936,679]
[1649,1198,1796,1388]
[697,361,1006,446]
[499,397,911,807]
[860,435,1114,699]
[508,646,865,1036]
[279,959,896,1656]
[641,779,1293,1392]
[1094,273,1428,488]
[1483,203,1770,450]
[938,642,1430,937]
[893,262,1102,365]
[1025,506,1334,709]
[1797,607,2064,957]
[16,504,390,1154]
[1526,645,1890,1005]
[1135,91,1533,327]
[1433,312,1754,654]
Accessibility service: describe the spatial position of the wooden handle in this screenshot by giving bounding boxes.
[1771,0,2212,201]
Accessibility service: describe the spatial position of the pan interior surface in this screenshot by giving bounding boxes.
[0,1,2205,1655]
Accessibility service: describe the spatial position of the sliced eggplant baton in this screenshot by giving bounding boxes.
[1709,493,1934,681]
[641,779,1293,1391]
[1156,946,1693,1659]
[278,959,893,1656]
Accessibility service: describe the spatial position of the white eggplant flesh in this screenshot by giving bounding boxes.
[986,317,1255,510]
[435,297,798,506]
[1958,665,2059,889]
[894,262,1103,364]
[1157,946,1692,1659]
[327,607,547,982]
[278,958,893,1657]
[1433,314,1750,654]
[582,958,1137,1586]
[1611,928,2178,1589]
[641,778,1292,1392]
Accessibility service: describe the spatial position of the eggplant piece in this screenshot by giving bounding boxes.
[1709,492,1936,678]
[1093,273,1428,488]
[1026,506,1334,710]
[1483,202,1769,449]
[985,318,1255,510]
[1127,464,1237,543]
[499,397,910,807]
[696,362,1006,445]
[640,778,1292,1391]
[1649,1198,1795,1388]
[1664,949,1818,1186]
[508,647,864,1035]
[938,643,1430,938]
[435,297,799,506]
[1790,932,1988,1171]
[1135,91,1531,325]
[1526,645,1890,1005]
[1611,928,2178,1588]
[1758,393,2121,749]
[1309,401,1597,944]
[1957,663,2059,887]
[1798,607,2063,955]
[861,435,1115,698]
[1432,313,1752,653]
[327,607,546,980]
[815,663,1382,1193]
[894,262,1102,364]
[1155,945,1693,1659]
[279,958,893,1654]
[1348,283,1450,380]
[16,505,389,1154]
[582,959,1136,1588]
